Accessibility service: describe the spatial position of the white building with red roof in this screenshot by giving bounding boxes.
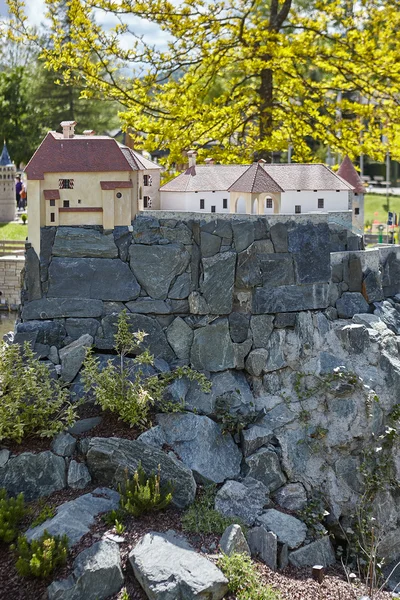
[160,152,364,232]
[25,121,161,254]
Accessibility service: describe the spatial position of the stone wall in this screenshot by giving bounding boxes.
[0,255,24,308]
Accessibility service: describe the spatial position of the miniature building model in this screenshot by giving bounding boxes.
[0,142,16,222]
[160,152,364,232]
[25,121,161,254]
[337,155,365,233]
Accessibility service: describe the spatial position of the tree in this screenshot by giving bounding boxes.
[6,0,400,165]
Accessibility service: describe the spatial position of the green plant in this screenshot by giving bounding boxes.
[182,485,245,535]
[13,531,68,578]
[21,213,27,224]
[0,341,77,443]
[0,490,26,543]
[120,589,130,600]
[82,310,210,429]
[218,552,281,600]
[30,504,56,528]
[118,463,173,518]
[102,508,126,526]
[114,520,125,534]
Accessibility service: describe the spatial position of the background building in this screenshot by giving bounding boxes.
[0,142,16,222]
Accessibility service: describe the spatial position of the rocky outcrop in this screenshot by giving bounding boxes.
[0,451,66,501]
[215,478,269,526]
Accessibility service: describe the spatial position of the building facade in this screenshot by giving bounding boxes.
[0,142,16,222]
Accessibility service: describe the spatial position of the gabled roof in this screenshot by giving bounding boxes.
[25,132,161,180]
[263,163,353,191]
[160,165,248,192]
[228,163,283,193]
[337,156,365,194]
[0,142,12,166]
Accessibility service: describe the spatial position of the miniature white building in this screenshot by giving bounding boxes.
[0,142,16,222]
[25,121,162,255]
[160,152,364,231]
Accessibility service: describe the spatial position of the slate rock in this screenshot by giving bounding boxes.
[113,225,132,261]
[254,218,269,240]
[253,283,329,314]
[259,253,295,287]
[129,243,190,299]
[250,314,274,348]
[201,231,222,257]
[25,246,42,301]
[220,524,250,556]
[244,448,286,492]
[228,312,250,343]
[190,319,235,372]
[215,478,269,526]
[156,413,242,484]
[232,220,255,253]
[51,433,77,457]
[289,536,336,567]
[59,334,93,383]
[235,244,262,288]
[67,461,92,490]
[132,215,162,244]
[0,451,66,501]
[245,348,269,377]
[336,292,369,319]
[374,301,400,334]
[52,227,118,258]
[126,298,171,314]
[201,219,233,241]
[273,483,307,511]
[65,318,99,340]
[382,252,400,297]
[86,437,196,508]
[22,298,104,320]
[168,272,191,299]
[288,223,331,284]
[0,449,10,468]
[161,223,192,244]
[343,255,363,292]
[362,270,384,303]
[68,417,102,435]
[200,251,236,314]
[40,226,56,281]
[247,526,277,570]
[15,319,66,345]
[264,330,286,372]
[234,339,252,369]
[241,425,273,458]
[257,509,307,549]
[270,222,288,253]
[352,313,382,328]
[137,425,167,448]
[166,317,193,360]
[129,531,228,600]
[185,369,254,416]
[274,313,297,328]
[336,324,370,354]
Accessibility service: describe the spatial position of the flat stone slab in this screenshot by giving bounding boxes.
[52,227,119,259]
[129,531,228,600]
[253,283,329,314]
[68,417,102,434]
[22,298,104,320]
[26,488,119,547]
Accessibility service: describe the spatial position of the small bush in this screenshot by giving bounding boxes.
[118,463,173,517]
[0,341,77,443]
[182,485,244,535]
[21,214,27,224]
[0,490,26,543]
[218,552,281,600]
[13,531,68,578]
[102,508,126,526]
[30,504,56,528]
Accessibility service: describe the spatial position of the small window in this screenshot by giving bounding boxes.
[223,198,228,209]
[78,199,81,204]
[63,200,70,208]
[266,198,273,209]
[318,198,324,209]
[297,190,301,192]
[200,199,205,209]
[50,212,55,223]
[354,193,358,197]
[313,189,318,192]
[336,189,340,192]
[295,205,301,214]
[59,179,74,189]
[50,199,55,207]
[143,196,151,208]
[355,207,360,215]
[143,174,152,186]
[211,205,216,213]
[116,192,122,199]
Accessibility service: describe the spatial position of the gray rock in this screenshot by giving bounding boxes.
[374,301,400,334]
[48,539,124,600]
[126,299,172,314]
[86,437,196,508]
[235,244,262,288]
[48,257,140,301]
[363,270,384,303]
[13,329,38,348]
[234,339,252,369]
[288,536,336,567]
[278,543,289,569]
[68,417,102,435]
[257,509,307,549]
[253,283,329,314]
[25,246,42,301]
[273,483,307,512]
[352,313,382,328]
[113,225,132,262]
[52,227,119,259]
[65,318,99,340]
[259,253,295,287]
[191,319,235,372]
[201,219,233,241]
[15,319,66,345]
[383,253,400,297]
[129,243,190,299]
[40,226,56,281]
[241,425,273,458]
[274,313,297,328]
[51,433,77,457]
[336,324,370,354]
[270,223,288,253]
[343,255,363,292]
[169,272,191,299]
[59,334,93,383]
[0,451,66,501]
[166,317,193,360]
[336,292,369,319]
[331,262,343,283]
[232,220,254,253]
[156,413,242,484]
[254,218,269,240]
[137,425,167,448]
[245,348,269,377]
[201,231,222,257]
[288,223,331,284]
[188,291,210,314]
[200,252,236,314]
[161,223,192,244]
[102,302,125,315]
[250,315,274,348]
[228,312,250,343]
[220,524,250,556]
[34,343,50,359]
[264,330,286,372]
[215,478,269,526]
[0,449,10,468]
[244,448,286,492]
[22,298,104,320]
[68,461,92,490]
[129,531,228,600]
[132,215,162,244]
[247,526,277,570]
[185,369,253,416]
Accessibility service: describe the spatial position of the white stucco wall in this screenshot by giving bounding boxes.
[161,190,230,213]
[280,190,349,214]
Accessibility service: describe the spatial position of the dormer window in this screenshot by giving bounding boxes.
[59,179,74,190]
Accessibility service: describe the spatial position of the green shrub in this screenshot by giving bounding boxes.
[82,310,210,429]
[13,531,68,578]
[30,504,56,528]
[182,485,245,535]
[118,463,173,517]
[0,341,77,443]
[218,552,281,600]
[21,214,27,224]
[0,489,26,543]
[102,508,126,526]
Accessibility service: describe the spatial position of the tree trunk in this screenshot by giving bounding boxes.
[257,63,274,162]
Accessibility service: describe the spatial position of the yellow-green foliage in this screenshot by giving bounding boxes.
[182,485,244,535]
[0,341,77,443]
[14,531,68,578]
[118,463,173,518]
[218,553,281,600]
[0,490,26,543]
[30,504,56,528]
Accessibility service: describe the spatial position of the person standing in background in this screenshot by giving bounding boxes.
[20,181,27,209]
[15,175,22,209]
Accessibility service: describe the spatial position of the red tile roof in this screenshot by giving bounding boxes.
[337,156,365,194]
[100,181,133,190]
[228,163,283,193]
[43,189,60,200]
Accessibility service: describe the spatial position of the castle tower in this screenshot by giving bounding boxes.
[337,156,365,235]
[0,142,16,222]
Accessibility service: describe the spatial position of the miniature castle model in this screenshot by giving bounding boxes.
[25,121,162,254]
[160,152,364,233]
[0,142,16,222]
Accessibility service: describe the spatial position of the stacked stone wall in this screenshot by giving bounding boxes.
[0,256,24,308]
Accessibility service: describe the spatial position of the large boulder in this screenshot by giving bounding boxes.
[247,526,277,570]
[0,451,66,501]
[200,252,236,314]
[257,509,307,549]
[52,227,119,259]
[185,369,254,416]
[129,531,228,600]
[156,413,242,483]
[48,539,124,600]
[288,536,336,567]
[336,292,369,319]
[244,448,286,493]
[190,319,235,372]
[86,437,196,508]
[215,478,269,526]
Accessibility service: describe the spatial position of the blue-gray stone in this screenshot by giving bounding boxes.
[289,536,336,567]
[15,319,66,345]
[0,451,66,501]
[215,478,269,526]
[22,298,104,320]
[253,283,329,314]
[232,220,255,253]
[383,252,400,297]
[336,292,369,318]
[161,223,192,244]
[113,225,132,261]
[259,253,295,286]
[200,251,236,314]
[40,226,56,281]
[52,227,118,258]
[201,231,222,257]
[288,223,331,284]
[168,272,191,299]
[126,298,172,314]
[363,270,384,303]
[25,246,42,301]
[270,222,288,253]
[257,509,307,549]
[65,318,99,340]
[190,319,235,372]
[229,312,250,343]
[132,215,161,244]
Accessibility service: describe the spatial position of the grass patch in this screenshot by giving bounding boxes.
[182,485,245,535]
[364,193,400,226]
[0,222,28,241]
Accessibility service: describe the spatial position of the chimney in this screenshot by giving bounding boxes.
[204,157,215,165]
[83,130,95,136]
[187,150,197,168]
[60,121,77,139]
[257,159,266,164]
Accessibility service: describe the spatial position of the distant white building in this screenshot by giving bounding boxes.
[160,152,364,232]
[0,142,16,222]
